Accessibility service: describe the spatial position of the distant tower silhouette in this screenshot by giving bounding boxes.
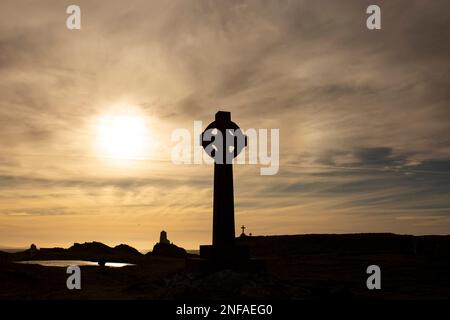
[159,230,170,244]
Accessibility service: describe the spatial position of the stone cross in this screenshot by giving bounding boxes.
[201,111,247,248]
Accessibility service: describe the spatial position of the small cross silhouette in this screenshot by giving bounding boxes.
[241,225,246,234]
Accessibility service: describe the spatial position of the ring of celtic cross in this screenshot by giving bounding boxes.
[200,119,247,163]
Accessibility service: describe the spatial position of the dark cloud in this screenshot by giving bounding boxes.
[412,159,450,173]
[354,147,395,166]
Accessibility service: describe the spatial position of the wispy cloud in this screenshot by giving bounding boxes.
[0,0,449,249]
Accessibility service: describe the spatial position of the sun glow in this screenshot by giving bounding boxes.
[96,111,150,160]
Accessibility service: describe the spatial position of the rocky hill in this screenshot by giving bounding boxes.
[8,241,144,264]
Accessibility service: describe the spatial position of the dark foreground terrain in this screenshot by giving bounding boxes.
[1,233,449,300]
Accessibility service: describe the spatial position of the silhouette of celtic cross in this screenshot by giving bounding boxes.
[200,111,247,247]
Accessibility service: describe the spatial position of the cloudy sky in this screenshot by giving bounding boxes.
[0,0,449,250]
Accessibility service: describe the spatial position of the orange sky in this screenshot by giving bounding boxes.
[0,1,449,251]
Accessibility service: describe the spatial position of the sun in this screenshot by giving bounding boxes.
[96,112,150,160]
